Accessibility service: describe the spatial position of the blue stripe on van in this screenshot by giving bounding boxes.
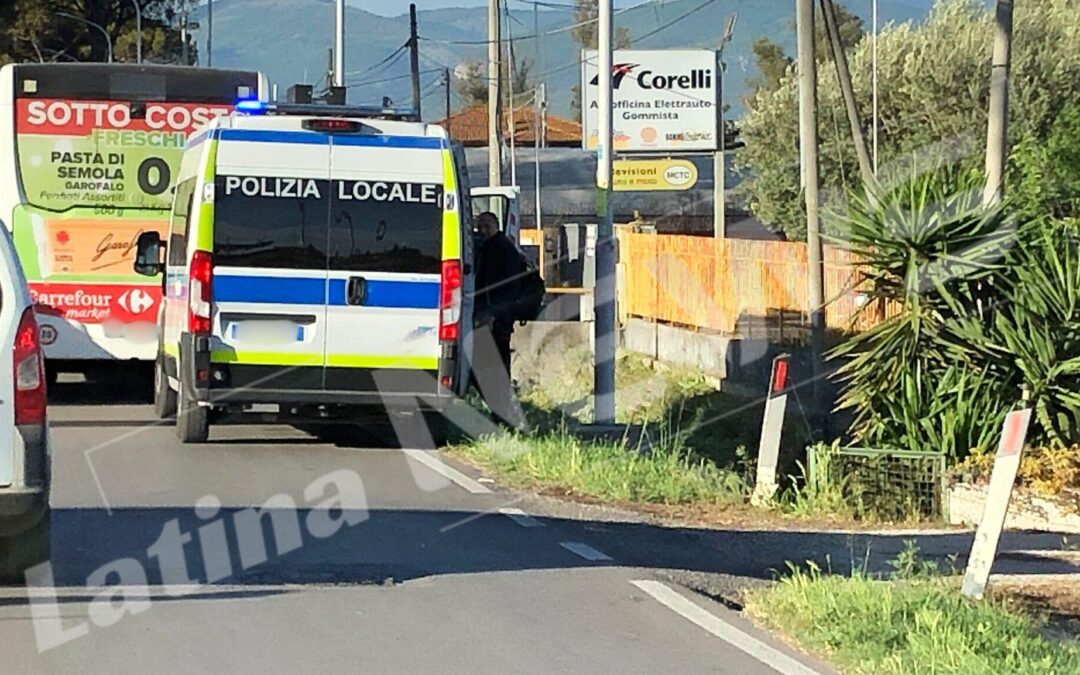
[213,129,445,150]
[327,278,439,309]
[214,275,439,309]
[215,275,326,305]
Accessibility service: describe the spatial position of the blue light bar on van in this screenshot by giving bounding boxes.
[235,99,268,114]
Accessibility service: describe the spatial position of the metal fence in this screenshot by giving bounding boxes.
[808,445,949,521]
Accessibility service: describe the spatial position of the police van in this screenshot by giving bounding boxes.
[134,101,474,443]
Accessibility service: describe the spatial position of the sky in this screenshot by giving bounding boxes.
[350,0,641,16]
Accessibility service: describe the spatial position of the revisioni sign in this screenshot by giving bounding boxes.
[582,49,717,154]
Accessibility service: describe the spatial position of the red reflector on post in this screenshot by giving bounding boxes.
[771,356,789,395]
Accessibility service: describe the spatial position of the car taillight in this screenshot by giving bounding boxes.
[439,259,462,342]
[188,250,213,334]
[13,308,46,426]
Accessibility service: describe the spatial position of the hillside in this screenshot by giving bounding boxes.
[191,0,935,121]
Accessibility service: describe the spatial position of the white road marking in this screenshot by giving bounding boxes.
[630,580,824,675]
[401,449,492,494]
[478,477,496,484]
[499,507,545,528]
[560,541,612,561]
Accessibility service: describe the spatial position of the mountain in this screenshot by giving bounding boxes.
[191,0,936,121]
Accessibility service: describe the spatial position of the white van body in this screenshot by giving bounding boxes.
[144,106,475,442]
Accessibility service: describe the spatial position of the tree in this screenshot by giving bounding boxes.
[569,0,631,121]
[747,37,792,96]
[746,2,863,97]
[454,56,533,108]
[738,0,1080,239]
[0,0,190,65]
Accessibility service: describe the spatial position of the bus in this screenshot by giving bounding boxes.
[0,63,266,382]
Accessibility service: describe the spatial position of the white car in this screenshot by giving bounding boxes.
[0,221,50,582]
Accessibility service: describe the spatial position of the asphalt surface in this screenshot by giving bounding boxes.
[0,379,838,675]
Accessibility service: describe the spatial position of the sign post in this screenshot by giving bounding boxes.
[752,354,790,505]
[961,408,1033,599]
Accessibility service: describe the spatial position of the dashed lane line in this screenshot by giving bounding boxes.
[630,580,824,675]
[560,542,613,561]
[499,508,545,528]
[401,449,493,494]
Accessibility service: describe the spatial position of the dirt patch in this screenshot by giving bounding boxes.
[993,580,1080,641]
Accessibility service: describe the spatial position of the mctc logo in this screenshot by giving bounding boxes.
[590,63,713,91]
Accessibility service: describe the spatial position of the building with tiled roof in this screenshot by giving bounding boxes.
[437,103,582,147]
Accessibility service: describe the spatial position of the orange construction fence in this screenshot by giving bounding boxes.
[616,231,888,338]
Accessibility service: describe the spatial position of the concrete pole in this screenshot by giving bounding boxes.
[334,0,345,87]
[821,0,875,191]
[713,54,725,238]
[488,0,502,186]
[130,0,142,63]
[796,0,824,409]
[594,0,617,424]
[206,0,212,67]
[535,83,544,230]
[983,0,1013,207]
[872,0,878,175]
[444,68,452,136]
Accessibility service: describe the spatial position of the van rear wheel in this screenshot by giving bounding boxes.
[153,353,177,419]
[177,380,209,443]
[0,511,50,585]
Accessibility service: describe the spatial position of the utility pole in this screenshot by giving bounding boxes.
[821,0,874,191]
[714,14,736,239]
[534,83,545,231]
[797,0,824,411]
[594,0,616,425]
[444,68,452,137]
[488,0,502,186]
[409,4,422,117]
[130,0,142,63]
[983,0,1014,207]
[872,0,879,175]
[206,0,213,66]
[334,0,345,86]
[181,4,189,66]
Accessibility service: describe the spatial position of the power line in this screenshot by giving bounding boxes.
[345,68,441,90]
[343,42,408,78]
[419,0,656,46]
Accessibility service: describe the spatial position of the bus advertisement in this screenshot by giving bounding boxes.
[0,63,265,373]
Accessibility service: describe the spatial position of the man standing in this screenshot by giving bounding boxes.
[474,211,526,427]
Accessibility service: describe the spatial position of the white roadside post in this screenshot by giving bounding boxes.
[961,407,1033,599]
[752,354,790,505]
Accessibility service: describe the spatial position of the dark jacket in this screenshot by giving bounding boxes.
[476,231,526,330]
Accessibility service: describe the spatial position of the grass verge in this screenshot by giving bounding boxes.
[744,566,1080,674]
[453,429,746,506]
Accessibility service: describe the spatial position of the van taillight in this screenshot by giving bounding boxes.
[14,308,46,426]
[188,250,213,334]
[439,259,462,342]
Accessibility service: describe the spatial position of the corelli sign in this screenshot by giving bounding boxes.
[613,159,698,191]
[582,49,717,153]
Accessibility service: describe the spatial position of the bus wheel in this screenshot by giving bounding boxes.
[153,353,177,419]
[177,381,209,443]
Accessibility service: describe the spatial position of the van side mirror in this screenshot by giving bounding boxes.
[134,231,164,277]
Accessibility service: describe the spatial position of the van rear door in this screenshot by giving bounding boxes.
[209,132,331,393]
[324,135,446,400]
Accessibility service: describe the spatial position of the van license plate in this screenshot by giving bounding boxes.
[230,321,303,344]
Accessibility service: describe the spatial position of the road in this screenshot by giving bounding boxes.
[0,379,837,675]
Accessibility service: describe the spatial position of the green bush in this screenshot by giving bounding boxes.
[828,152,1080,455]
[737,0,1080,239]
